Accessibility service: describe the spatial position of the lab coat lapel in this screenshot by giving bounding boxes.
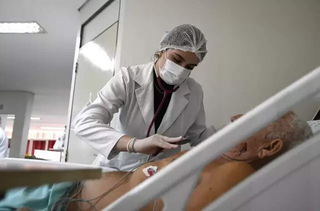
[134,63,155,135]
[157,81,190,134]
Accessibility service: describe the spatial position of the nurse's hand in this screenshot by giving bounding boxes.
[134,134,182,155]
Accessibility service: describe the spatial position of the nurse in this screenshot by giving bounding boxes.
[74,24,216,171]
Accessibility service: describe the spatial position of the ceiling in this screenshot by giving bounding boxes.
[0,0,87,131]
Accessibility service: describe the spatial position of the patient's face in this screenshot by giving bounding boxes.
[222,131,265,162]
[222,112,297,162]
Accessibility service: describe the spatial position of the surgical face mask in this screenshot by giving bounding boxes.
[159,53,191,85]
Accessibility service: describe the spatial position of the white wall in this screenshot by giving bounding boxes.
[0,115,8,130]
[117,0,320,128]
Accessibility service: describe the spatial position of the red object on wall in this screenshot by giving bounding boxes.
[47,140,56,150]
[31,140,46,155]
[41,141,45,150]
[26,140,30,154]
[31,141,35,155]
[26,140,58,156]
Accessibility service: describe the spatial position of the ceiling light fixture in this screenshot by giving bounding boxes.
[31,117,41,120]
[40,127,64,130]
[0,22,46,34]
[7,116,41,120]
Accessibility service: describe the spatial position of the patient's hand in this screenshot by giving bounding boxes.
[231,114,243,122]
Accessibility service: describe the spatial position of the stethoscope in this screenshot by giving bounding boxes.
[146,73,179,138]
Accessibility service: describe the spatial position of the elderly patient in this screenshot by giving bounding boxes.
[0,112,312,211]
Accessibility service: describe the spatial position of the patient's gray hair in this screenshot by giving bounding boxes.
[286,116,313,150]
[264,112,313,151]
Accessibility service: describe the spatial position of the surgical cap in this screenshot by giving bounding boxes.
[159,24,207,62]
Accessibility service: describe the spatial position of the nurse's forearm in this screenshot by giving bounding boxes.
[114,135,132,152]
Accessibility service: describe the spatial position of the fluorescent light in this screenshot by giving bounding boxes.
[81,41,115,71]
[7,116,41,120]
[0,22,45,34]
[40,127,64,130]
[31,117,41,120]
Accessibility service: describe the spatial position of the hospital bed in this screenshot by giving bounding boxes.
[103,66,320,211]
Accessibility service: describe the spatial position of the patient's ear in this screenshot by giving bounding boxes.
[257,139,283,159]
[231,114,243,122]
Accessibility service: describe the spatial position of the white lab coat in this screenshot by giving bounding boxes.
[74,62,215,171]
[0,128,8,159]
